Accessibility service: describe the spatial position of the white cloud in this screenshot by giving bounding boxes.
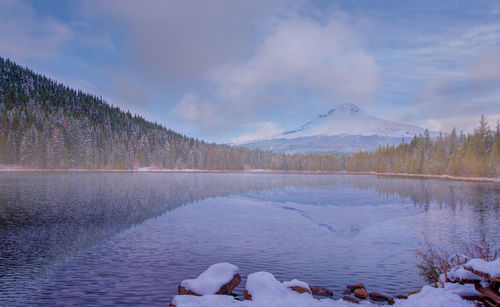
[424,113,500,134]
[0,0,73,60]
[417,50,500,118]
[214,17,380,103]
[171,93,218,125]
[170,15,381,132]
[231,122,283,144]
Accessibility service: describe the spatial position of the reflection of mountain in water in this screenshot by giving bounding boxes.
[1,172,499,294]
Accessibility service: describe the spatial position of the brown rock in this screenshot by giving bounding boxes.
[311,286,333,296]
[388,298,395,305]
[354,287,368,299]
[178,285,202,296]
[343,296,360,304]
[369,292,389,302]
[347,283,365,291]
[395,295,408,300]
[243,289,252,301]
[178,273,241,296]
[289,285,312,294]
[216,273,241,295]
[343,289,353,295]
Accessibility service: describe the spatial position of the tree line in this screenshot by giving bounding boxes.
[346,116,500,178]
[2,56,499,177]
[0,57,342,171]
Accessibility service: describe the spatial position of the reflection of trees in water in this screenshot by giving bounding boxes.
[0,173,499,291]
[0,172,351,285]
[341,175,500,212]
[341,175,500,241]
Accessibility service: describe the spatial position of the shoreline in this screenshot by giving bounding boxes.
[0,165,340,175]
[344,171,500,183]
[1,165,500,183]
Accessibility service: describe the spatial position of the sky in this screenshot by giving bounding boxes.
[1,0,500,143]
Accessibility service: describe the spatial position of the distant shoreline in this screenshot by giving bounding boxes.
[2,166,500,183]
[0,165,339,175]
[345,171,500,183]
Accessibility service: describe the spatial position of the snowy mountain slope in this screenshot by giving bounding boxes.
[238,104,437,154]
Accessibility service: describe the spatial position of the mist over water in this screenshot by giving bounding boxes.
[1,172,499,305]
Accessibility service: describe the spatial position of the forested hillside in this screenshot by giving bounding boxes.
[0,57,341,171]
[346,116,500,178]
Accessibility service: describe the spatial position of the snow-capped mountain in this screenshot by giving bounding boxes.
[238,103,437,155]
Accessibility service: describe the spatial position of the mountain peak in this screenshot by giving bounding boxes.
[326,103,360,116]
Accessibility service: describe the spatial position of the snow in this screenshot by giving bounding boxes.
[172,262,489,307]
[446,265,485,282]
[245,271,291,300]
[172,294,372,306]
[179,263,239,295]
[172,283,476,307]
[172,294,242,307]
[464,258,500,279]
[282,279,310,290]
[239,103,437,143]
[401,284,476,307]
[237,103,439,154]
[172,271,475,307]
[346,171,500,183]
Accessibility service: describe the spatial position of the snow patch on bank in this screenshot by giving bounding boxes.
[173,267,481,306]
[180,263,239,295]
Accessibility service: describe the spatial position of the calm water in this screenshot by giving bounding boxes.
[1,172,499,305]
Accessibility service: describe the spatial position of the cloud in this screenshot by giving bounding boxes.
[418,50,500,118]
[86,0,296,81]
[214,17,380,99]
[0,0,73,60]
[424,113,500,134]
[171,93,219,126]
[231,122,283,144]
[171,15,381,132]
[410,24,500,59]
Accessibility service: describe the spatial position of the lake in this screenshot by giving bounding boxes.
[1,172,499,305]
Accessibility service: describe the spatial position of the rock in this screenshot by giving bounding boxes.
[243,289,252,301]
[343,296,360,304]
[369,292,389,302]
[217,273,241,295]
[289,285,312,294]
[178,272,241,296]
[282,279,312,295]
[178,285,202,296]
[178,263,241,296]
[311,286,333,296]
[395,295,408,299]
[388,298,395,305]
[343,289,353,295]
[353,287,368,299]
[347,283,365,291]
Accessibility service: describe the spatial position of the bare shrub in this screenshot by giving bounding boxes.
[417,231,499,286]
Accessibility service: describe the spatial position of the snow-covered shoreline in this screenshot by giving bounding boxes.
[0,165,339,174]
[2,165,500,183]
[345,171,500,183]
[170,258,500,307]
